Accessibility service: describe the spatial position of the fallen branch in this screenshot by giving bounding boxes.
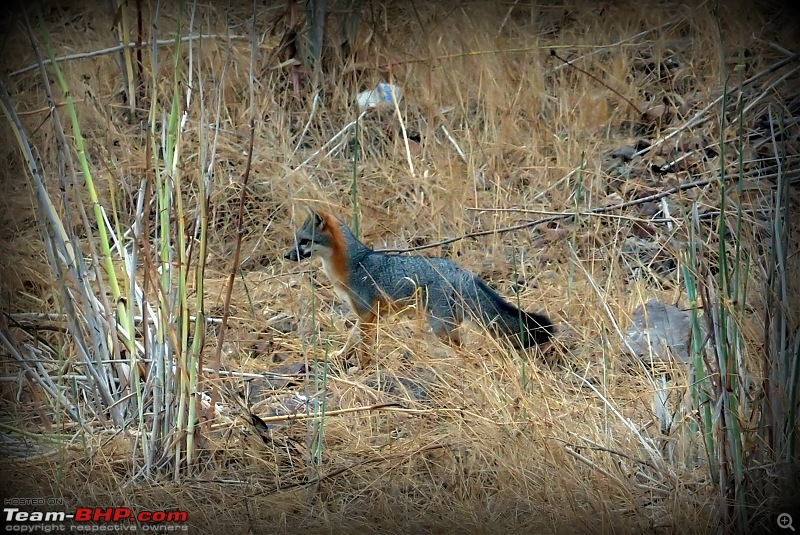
[7,311,224,325]
[551,50,642,114]
[250,402,404,425]
[263,441,457,495]
[380,176,714,253]
[9,34,248,77]
[372,18,683,72]
[632,53,799,159]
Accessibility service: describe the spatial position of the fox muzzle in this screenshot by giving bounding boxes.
[284,245,310,261]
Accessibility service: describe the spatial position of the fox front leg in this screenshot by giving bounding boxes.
[331,316,376,369]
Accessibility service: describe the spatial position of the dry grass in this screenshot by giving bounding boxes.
[1,1,798,533]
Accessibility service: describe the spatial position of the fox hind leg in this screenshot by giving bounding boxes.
[425,295,464,348]
[427,314,462,347]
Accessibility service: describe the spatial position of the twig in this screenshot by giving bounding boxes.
[566,241,644,363]
[391,81,416,179]
[551,50,642,114]
[739,64,800,119]
[373,19,683,71]
[380,176,714,253]
[289,92,320,160]
[466,206,745,224]
[207,33,257,427]
[262,441,457,495]
[440,124,466,163]
[564,446,628,488]
[9,34,249,77]
[0,323,81,423]
[251,402,404,424]
[752,38,796,58]
[569,369,666,472]
[552,434,664,473]
[7,311,223,325]
[549,18,684,73]
[294,111,367,169]
[632,53,799,159]
[496,0,521,37]
[207,368,303,379]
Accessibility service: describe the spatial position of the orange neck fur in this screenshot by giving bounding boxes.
[317,211,349,286]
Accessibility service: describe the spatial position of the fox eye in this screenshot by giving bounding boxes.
[298,238,312,248]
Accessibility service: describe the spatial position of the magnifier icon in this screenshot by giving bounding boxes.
[778,513,795,531]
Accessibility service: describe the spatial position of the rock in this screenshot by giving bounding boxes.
[624,300,700,365]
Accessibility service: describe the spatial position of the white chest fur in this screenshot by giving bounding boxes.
[319,256,334,281]
[319,256,356,312]
[333,283,356,312]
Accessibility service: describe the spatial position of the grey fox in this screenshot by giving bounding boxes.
[285,210,553,366]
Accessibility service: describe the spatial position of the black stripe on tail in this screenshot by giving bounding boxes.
[474,278,554,348]
[514,309,554,347]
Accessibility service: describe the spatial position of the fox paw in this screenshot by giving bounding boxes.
[330,347,348,360]
[331,346,372,369]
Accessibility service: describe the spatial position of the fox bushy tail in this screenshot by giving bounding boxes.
[472,277,553,348]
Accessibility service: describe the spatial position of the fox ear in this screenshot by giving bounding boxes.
[302,206,322,226]
[311,210,326,230]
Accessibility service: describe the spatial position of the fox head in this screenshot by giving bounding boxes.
[284,210,336,261]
